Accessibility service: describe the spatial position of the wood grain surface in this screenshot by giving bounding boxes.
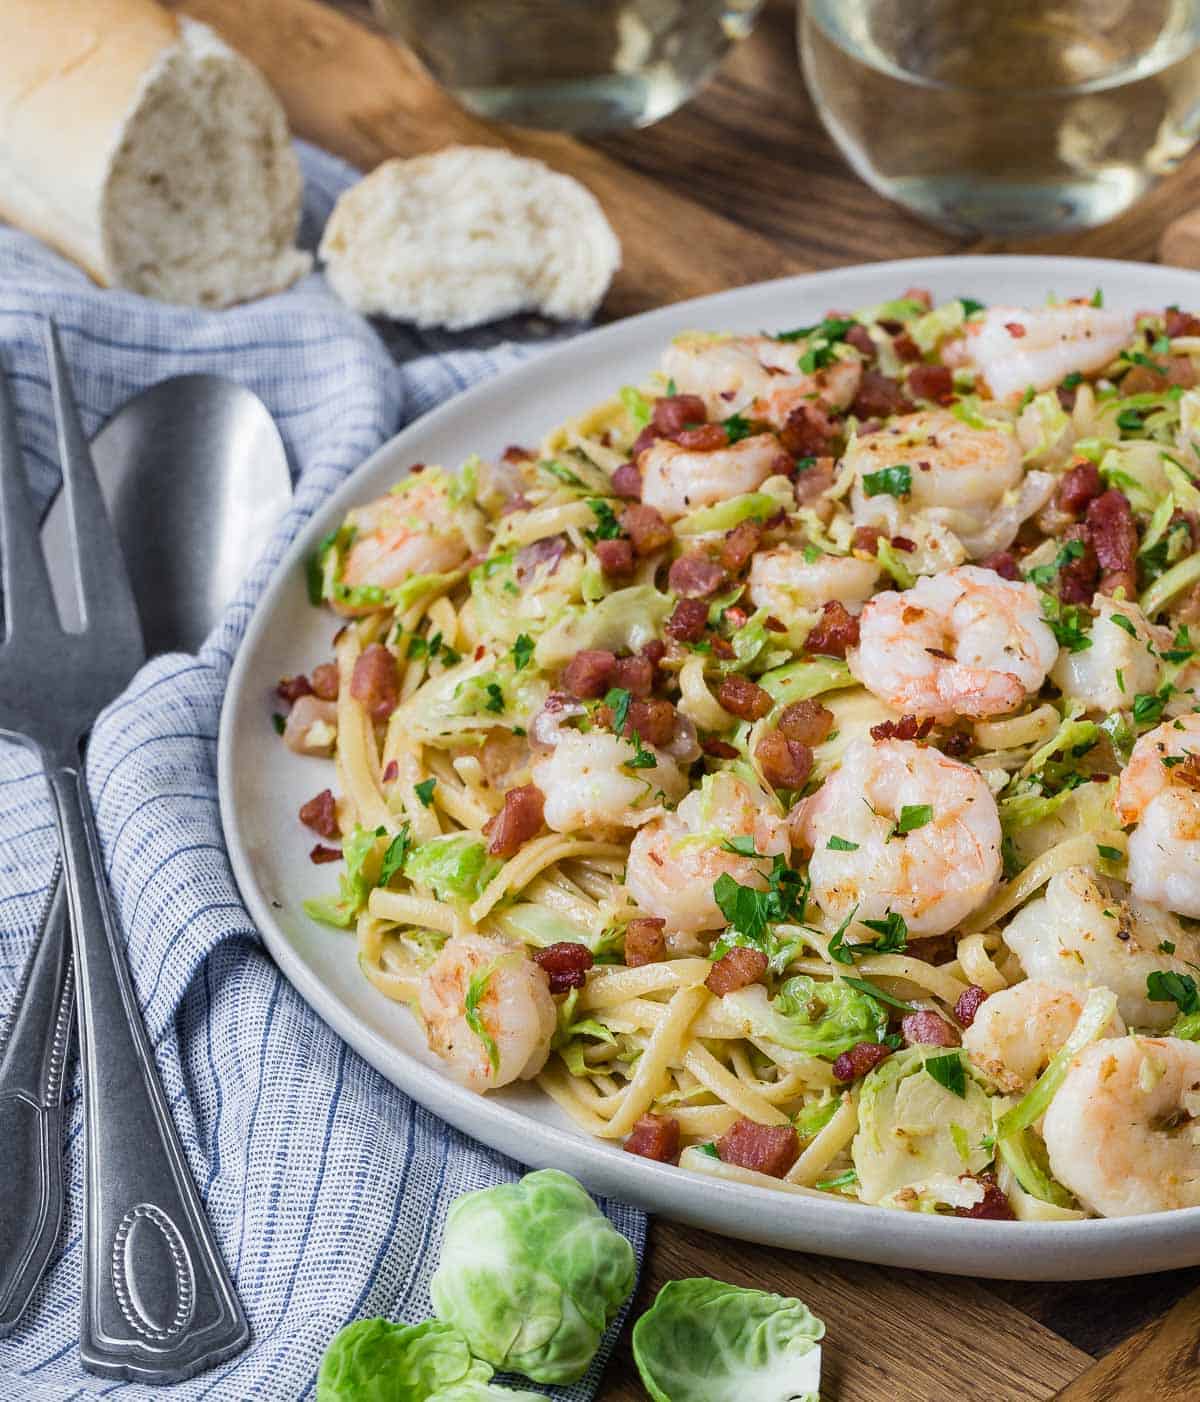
[168,0,1200,1395]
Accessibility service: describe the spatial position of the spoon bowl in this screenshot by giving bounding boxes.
[43,373,291,654]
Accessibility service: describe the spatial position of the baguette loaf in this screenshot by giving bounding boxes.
[0,0,311,307]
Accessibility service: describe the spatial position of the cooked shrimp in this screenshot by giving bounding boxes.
[1002,865,1199,1029]
[960,303,1135,402]
[1042,1036,1200,1216]
[638,432,791,521]
[848,565,1059,721]
[845,409,1053,561]
[962,981,1122,1094]
[530,729,688,835]
[1051,596,1165,714]
[1115,714,1200,917]
[793,737,1002,936]
[661,333,861,426]
[282,695,337,757]
[341,474,472,602]
[747,545,881,622]
[418,933,556,1093]
[625,772,789,946]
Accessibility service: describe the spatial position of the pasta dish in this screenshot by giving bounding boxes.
[276,290,1200,1221]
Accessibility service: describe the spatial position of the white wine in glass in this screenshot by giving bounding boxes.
[801,0,1200,235]
[374,0,764,132]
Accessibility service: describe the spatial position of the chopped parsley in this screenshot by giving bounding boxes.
[484,682,505,713]
[959,297,986,316]
[1091,288,1104,307]
[722,413,754,443]
[1116,407,1144,433]
[695,1141,720,1159]
[1132,687,1171,727]
[896,804,933,834]
[1163,625,1194,665]
[1025,538,1085,587]
[511,633,534,671]
[712,857,809,947]
[721,834,759,856]
[604,686,632,733]
[1146,970,1200,1016]
[862,463,913,499]
[415,777,437,808]
[827,835,860,851]
[829,907,909,963]
[271,712,286,735]
[378,823,413,886]
[1040,591,1092,654]
[1123,349,1168,376]
[925,1052,966,1099]
[839,974,916,1013]
[626,733,657,769]
[1160,940,1177,955]
[1061,371,1083,391]
[1109,612,1137,638]
[586,499,623,541]
[777,315,855,346]
[859,910,909,953]
[1096,844,1123,863]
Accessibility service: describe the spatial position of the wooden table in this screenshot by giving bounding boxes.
[170,1,1200,1395]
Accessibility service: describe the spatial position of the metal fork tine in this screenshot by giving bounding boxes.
[44,320,140,648]
[0,351,60,642]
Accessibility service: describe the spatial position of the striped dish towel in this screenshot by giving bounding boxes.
[0,142,644,1401]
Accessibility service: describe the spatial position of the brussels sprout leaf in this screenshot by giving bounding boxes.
[315,1318,491,1402]
[632,1278,824,1402]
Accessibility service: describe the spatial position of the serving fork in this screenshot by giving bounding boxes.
[0,323,247,1381]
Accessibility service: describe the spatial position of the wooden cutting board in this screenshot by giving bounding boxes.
[168,2,1200,1396]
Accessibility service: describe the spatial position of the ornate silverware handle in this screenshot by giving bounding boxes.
[48,763,249,1382]
[0,876,72,1335]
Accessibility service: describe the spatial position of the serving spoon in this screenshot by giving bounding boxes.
[0,375,291,1339]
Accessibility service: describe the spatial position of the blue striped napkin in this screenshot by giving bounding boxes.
[0,142,644,1401]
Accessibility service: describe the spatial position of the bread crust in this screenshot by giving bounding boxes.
[0,0,310,306]
[0,0,180,283]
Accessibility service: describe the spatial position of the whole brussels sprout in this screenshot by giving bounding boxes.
[430,1168,636,1384]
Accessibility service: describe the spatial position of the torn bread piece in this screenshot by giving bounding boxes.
[319,145,621,329]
